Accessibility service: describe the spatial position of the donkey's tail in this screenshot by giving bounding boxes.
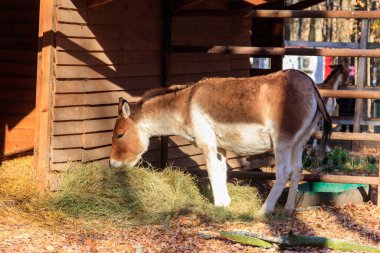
[313,85,332,153]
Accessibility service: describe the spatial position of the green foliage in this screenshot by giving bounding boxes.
[48,164,263,224]
[303,147,378,175]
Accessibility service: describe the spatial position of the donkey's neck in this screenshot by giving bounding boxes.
[133,90,193,140]
[320,74,343,114]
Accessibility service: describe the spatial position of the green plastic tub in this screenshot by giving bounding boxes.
[282,182,370,207]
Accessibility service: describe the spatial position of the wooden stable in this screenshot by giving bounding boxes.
[0,1,40,157]
[0,0,379,202]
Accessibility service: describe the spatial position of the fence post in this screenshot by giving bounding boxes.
[353,19,369,151]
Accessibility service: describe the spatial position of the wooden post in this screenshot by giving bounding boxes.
[270,0,284,72]
[34,0,55,190]
[160,0,173,169]
[353,19,369,151]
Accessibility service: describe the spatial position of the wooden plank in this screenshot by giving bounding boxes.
[168,136,192,147]
[53,105,117,121]
[0,63,37,77]
[171,53,231,62]
[55,77,161,93]
[186,169,380,185]
[52,118,115,135]
[2,128,35,141]
[83,146,111,162]
[172,45,380,58]
[168,154,206,168]
[168,71,244,84]
[0,89,36,102]
[57,0,125,10]
[0,10,39,23]
[54,90,144,107]
[231,58,250,70]
[52,135,82,149]
[56,23,162,38]
[51,148,82,163]
[168,145,202,160]
[0,114,36,130]
[56,64,161,79]
[0,102,35,115]
[56,37,162,51]
[52,131,138,149]
[57,8,162,25]
[2,139,34,155]
[0,0,39,9]
[285,40,361,49]
[0,23,38,36]
[53,121,84,136]
[84,132,112,148]
[56,50,161,65]
[248,10,380,19]
[0,50,37,63]
[0,36,38,50]
[170,61,231,75]
[0,77,36,89]
[319,89,380,99]
[313,132,380,141]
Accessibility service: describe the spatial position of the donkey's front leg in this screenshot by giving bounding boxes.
[205,150,230,207]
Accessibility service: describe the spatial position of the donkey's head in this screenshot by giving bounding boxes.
[324,64,349,89]
[109,97,149,168]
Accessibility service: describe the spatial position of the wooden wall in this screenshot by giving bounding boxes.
[0,0,40,157]
[51,0,163,171]
[167,2,252,172]
[50,0,252,180]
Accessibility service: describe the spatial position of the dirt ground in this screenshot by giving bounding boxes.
[0,203,379,252]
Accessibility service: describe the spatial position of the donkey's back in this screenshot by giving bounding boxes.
[187,70,320,156]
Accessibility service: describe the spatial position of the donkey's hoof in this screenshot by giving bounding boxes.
[214,197,231,208]
[257,207,274,217]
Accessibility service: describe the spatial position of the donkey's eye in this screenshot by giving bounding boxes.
[116,132,125,139]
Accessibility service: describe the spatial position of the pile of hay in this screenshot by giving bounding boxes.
[50,164,263,224]
[0,156,263,225]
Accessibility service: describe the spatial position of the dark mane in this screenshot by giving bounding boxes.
[323,64,345,84]
[137,83,194,105]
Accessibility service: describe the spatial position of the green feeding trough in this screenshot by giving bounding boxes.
[282,182,370,207]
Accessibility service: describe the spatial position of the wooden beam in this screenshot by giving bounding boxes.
[87,0,113,9]
[312,132,380,141]
[35,0,55,190]
[319,89,380,99]
[187,168,379,184]
[248,10,380,18]
[175,9,380,18]
[172,45,380,57]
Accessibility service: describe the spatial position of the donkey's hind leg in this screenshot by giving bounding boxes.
[259,145,292,215]
[284,143,304,213]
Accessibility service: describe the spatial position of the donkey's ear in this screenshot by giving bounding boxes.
[118,97,131,119]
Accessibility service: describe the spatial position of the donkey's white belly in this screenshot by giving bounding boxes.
[215,123,272,155]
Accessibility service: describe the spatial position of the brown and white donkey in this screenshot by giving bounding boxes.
[110,69,332,215]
